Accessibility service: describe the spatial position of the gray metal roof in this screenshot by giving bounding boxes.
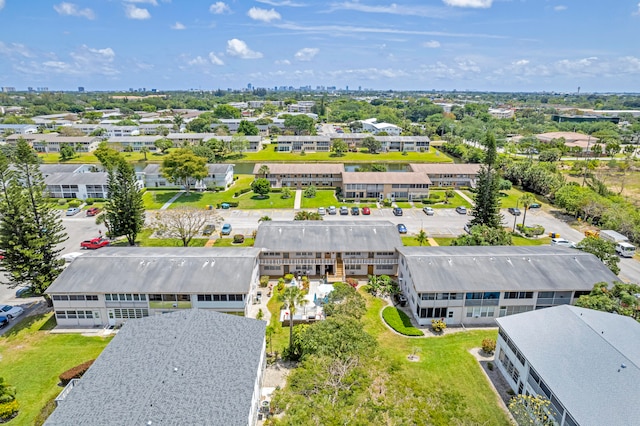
[254,221,402,252]
[44,172,109,186]
[496,305,640,426]
[45,248,261,295]
[45,309,265,426]
[397,246,619,292]
[40,164,85,174]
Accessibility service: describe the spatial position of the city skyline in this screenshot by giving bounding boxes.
[0,0,639,92]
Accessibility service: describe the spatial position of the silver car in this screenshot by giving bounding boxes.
[423,207,435,216]
[317,207,326,215]
[550,238,576,248]
[0,304,24,319]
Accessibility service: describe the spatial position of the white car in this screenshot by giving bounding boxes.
[550,238,576,248]
[0,304,24,319]
[423,207,435,216]
[328,206,337,215]
[317,207,326,216]
[65,207,81,216]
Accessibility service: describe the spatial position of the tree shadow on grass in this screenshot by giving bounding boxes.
[173,192,204,204]
[250,194,271,201]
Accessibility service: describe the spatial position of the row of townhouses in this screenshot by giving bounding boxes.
[275,134,430,152]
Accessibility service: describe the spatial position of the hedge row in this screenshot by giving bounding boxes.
[234,187,252,197]
[59,359,95,386]
[382,306,424,336]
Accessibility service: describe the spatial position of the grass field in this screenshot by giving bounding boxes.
[425,190,474,209]
[402,236,431,246]
[110,228,209,247]
[0,314,111,425]
[428,235,550,247]
[212,237,255,247]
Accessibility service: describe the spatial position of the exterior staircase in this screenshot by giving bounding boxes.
[328,259,344,282]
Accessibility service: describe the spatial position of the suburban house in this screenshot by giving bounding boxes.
[535,132,599,152]
[138,163,234,189]
[409,163,481,188]
[253,163,344,188]
[46,247,262,328]
[46,309,266,426]
[255,221,401,280]
[396,246,618,327]
[6,133,102,153]
[359,118,402,136]
[341,172,431,201]
[495,305,640,426]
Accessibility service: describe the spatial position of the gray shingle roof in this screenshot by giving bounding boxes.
[45,309,265,426]
[45,248,261,295]
[44,172,108,186]
[252,163,344,175]
[254,221,402,252]
[341,171,431,185]
[398,246,619,292]
[496,305,640,426]
[409,163,481,175]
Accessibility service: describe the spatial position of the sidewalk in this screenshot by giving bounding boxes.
[455,189,475,205]
[160,191,184,210]
[293,189,302,209]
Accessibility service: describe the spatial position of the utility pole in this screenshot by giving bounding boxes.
[582,135,592,187]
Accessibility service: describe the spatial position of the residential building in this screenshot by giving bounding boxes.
[341,172,431,201]
[488,108,515,119]
[291,134,430,152]
[287,102,314,113]
[535,132,599,152]
[106,135,161,151]
[0,123,38,135]
[46,309,266,426]
[5,133,101,153]
[396,246,618,327]
[138,163,234,189]
[359,118,402,136]
[276,135,330,152]
[495,305,640,426]
[42,163,108,199]
[409,163,480,188]
[100,125,141,137]
[45,247,262,327]
[210,118,285,136]
[255,221,401,280]
[252,163,344,188]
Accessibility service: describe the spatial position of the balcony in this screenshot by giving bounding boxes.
[260,258,334,266]
[343,258,398,265]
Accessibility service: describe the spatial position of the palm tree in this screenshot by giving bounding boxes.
[280,285,307,355]
[259,215,272,222]
[415,229,428,246]
[265,325,275,354]
[173,114,184,131]
[258,165,270,178]
[140,146,149,161]
[519,193,535,228]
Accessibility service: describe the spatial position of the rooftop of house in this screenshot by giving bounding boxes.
[397,246,619,292]
[342,171,432,185]
[409,163,481,175]
[44,172,109,186]
[254,221,403,253]
[44,309,265,426]
[45,248,261,295]
[496,305,640,426]
[252,163,345,175]
[6,133,98,143]
[536,132,599,143]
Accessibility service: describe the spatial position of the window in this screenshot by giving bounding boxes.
[228,294,244,302]
[53,295,69,301]
[345,265,360,270]
[55,311,66,319]
[466,306,495,317]
[421,293,436,300]
[504,292,533,299]
[113,308,149,319]
[418,307,447,318]
[377,265,394,270]
[499,305,534,317]
[198,295,213,302]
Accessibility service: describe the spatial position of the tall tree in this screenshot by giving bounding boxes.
[154,138,173,154]
[519,193,535,228]
[237,120,259,136]
[471,132,502,229]
[283,114,314,135]
[280,286,308,356]
[576,236,620,275]
[0,139,67,295]
[105,161,145,246]
[251,178,271,198]
[362,136,382,154]
[415,229,428,246]
[150,207,220,247]
[576,282,640,319]
[161,148,208,195]
[257,164,270,178]
[331,139,348,157]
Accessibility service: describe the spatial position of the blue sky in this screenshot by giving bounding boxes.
[1,0,639,92]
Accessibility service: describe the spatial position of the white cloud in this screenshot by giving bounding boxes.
[275,59,291,65]
[294,47,318,61]
[247,7,281,22]
[329,2,448,18]
[512,59,529,66]
[442,0,493,8]
[124,4,151,19]
[54,2,96,19]
[554,5,567,12]
[634,2,640,16]
[257,0,305,6]
[209,52,224,65]
[171,21,185,30]
[0,42,34,58]
[188,56,207,66]
[226,39,263,59]
[124,0,158,5]
[209,2,230,14]
[423,40,441,48]
[0,0,5,11]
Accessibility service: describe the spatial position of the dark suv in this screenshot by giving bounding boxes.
[351,206,360,215]
[393,207,403,216]
[394,293,408,307]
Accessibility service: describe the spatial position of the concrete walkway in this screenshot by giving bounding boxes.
[293,189,302,209]
[455,189,475,206]
[427,237,438,246]
[160,191,184,210]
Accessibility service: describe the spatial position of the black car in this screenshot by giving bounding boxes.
[394,293,408,307]
[202,224,215,235]
[508,207,521,216]
[393,207,403,216]
[351,206,360,215]
[529,203,541,208]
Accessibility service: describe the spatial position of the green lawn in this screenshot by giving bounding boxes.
[300,190,340,209]
[361,293,510,424]
[402,236,431,246]
[0,313,111,425]
[462,187,542,210]
[38,151,165,164]
[235,192,295,209]
[432,237,454,246]
[237,146,451,163]
[212,237,255,247]
[425,190,474,209]
[431,235,550,247]
[110,229,209,247]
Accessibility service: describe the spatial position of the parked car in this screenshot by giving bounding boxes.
[508,207,521,216]
[318,207,326,216]
[15,286,32,297]
[0,315,8,329]
[221,223,232,235]
[397,224,408,234]
[393,207,403,216]
[86,207,101,216]
[464,223,473,234]
[65,207,81,216]
[550,238,576,248]
[202,224,215,236]
[362,207,371,215]
[80,237,110,250]
[328,206,337,215]
[339,206,349,215]
[0,304,24,319]
[455,206,467,215]
[394,293,408,307]
[351,206,360,215]
[423,207,435,216]
[61,252,84,263]
[529,203,541,208]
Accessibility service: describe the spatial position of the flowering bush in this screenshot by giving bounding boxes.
[431,319,447,333]
[482,338,496,354]
[346,278,358,289]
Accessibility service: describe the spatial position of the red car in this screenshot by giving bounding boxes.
[361,207,371,215]
[86,207,101,216]
[80,237,110,250]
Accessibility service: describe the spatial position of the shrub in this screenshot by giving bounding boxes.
[84,198,94,205]
[260,275,270,288]
[429,194,442,200]
[431,319,447,333]
[346,278,358,289]
[382,307,424,336]
[482,338,496,354]
[234,187,252,197]
[422,199,436,205]
[487,362,494,371]
[382,199,392,207]
[516,224,545,237]
[303,186,316,198]
[284,273,294,282]
[233,234,245,244]
[67,199,81,208]
[0,400,19,421]
[277,278,285,291]
[59,359,95,386]
[57,199,66,205]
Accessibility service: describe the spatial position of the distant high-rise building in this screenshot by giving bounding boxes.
[1,87,16,93]
[37,87,49,92]
[345,85,349,91]
[78,87,85,92]
[27,87,34,92]
[247,83,253,90]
